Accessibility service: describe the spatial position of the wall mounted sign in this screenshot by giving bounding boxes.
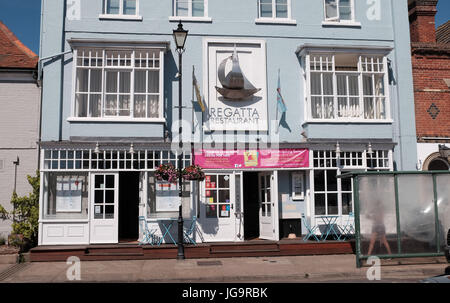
[194,149,309,169]
[203,39,267,131]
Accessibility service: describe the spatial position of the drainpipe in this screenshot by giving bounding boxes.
[12,156,20,224]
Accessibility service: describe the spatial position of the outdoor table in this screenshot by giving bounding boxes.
[157,218,178,246]
[317,215,340,241]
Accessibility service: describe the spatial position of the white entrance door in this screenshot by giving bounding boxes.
[199,173,236,242]
[259,171,279,241]
[90,173,119,244]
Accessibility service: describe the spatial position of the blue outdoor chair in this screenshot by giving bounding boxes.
[139,216,160,246]
[301,213,320,242]
[339,212,355,240]
[183,216,197,245]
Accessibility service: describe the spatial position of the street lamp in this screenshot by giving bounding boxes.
[173,21,188,260]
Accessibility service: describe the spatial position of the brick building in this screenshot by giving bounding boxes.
[409,0,450,170]
[0,21,40,240]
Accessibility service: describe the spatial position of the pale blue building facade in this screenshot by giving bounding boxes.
[38,0,417,246]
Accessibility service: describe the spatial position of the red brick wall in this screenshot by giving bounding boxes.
[411,53,450,138]
[410,15,437,43]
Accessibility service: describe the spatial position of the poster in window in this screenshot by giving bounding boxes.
[292,172,305,200]
[155,181,180,212]
[56,177,82,212]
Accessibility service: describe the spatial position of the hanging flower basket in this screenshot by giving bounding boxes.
[155,164,179,183]
[182,165,205,181]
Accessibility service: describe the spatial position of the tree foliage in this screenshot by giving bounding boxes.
[0,171,40,249]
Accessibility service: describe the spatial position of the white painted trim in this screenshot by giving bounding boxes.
[255,18,297,25]
[322,21,361,27]
[303,119,393,124]
[99,14,143,21]
[168,16,212,22]
[67,117,166,123]
[39,219,89,223]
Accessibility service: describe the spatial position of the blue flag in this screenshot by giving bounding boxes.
[277,71,287,113]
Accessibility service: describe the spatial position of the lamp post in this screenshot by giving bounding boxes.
[173,21,188,260]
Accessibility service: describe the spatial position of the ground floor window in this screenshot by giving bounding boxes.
[146,172,191,219]
[312,149,392,217]
[43,172,89,220]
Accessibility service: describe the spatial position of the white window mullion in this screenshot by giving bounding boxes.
[358,55,364,119]
[130,51,135,118]
[272,0,276,19]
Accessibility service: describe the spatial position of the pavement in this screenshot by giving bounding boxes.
[0,254,448,283]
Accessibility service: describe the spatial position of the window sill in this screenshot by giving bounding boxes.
[322,21,361,28]
[169,16,212,23]
[67,117,166,123]
[303,119,393,125]
[99,14,143,21]
[255,18,297,25]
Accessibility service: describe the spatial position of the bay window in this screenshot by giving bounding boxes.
[307,53,389,121]
[73,48,163,120]
[324,0,355,23]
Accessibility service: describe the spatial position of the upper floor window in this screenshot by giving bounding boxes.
[323,0,356,24]
[256,0,295,24]
[101,0,141,20]
[171,0,210,21]
[306,53,390,121]
[72,48,164,121]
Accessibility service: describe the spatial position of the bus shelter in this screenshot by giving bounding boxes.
[340,171,450,268]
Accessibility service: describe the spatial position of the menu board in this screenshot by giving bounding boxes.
[56,177,82,212]
[155,182,180,212]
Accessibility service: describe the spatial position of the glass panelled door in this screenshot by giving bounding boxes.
[90,173,119,243]
[259,171,279,240]
[199,173,236,242]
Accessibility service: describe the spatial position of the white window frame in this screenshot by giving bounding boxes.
[169,0,212,22]
[292,172,305,200]
[99,0,142,20]
[255,0,296,25]
[304,51,391,123]
[69,46,165,122]
[322,0,360,27]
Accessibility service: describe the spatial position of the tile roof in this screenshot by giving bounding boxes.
[437,20,450,44]
[0,20,38,69]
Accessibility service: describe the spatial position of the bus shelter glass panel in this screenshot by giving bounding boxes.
[358,175,397,256]
[436,174,450,251]
[397,175,437,254]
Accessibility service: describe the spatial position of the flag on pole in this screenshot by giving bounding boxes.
[277,70,287,113]
[193,71,206,112]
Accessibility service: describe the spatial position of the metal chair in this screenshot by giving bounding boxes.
[301,213,320,242]
[339,212,355,240]
[183,216,197,245]
[138,216,159,246]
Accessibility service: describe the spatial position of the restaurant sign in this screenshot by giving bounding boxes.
[194,149,309,169]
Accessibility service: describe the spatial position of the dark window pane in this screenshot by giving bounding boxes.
[95,175,104,188]
[314,170,325,191]
[342,177,352,191]
[218,175,230,188]
[219,204,230,218]
[106,175,115,188]
[315,193,326,215]
[327,194,338,215]
[105,190,114,204]
[219,190,230,203]
[327,170,337,191]
[206,205,217,218]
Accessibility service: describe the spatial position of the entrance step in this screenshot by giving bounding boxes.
[209,243,280,254]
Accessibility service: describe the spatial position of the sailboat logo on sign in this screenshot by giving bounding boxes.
[215,47,261,101]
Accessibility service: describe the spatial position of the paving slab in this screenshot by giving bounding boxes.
[0,255,447,283]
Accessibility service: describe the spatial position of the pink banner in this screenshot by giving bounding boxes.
[194,149,309,169]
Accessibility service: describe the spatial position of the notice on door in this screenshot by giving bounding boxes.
[155,182,180,212]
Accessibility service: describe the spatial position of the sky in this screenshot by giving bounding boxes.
[0,0,449,55]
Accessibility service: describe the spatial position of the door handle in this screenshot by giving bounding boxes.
[231,204,234,210]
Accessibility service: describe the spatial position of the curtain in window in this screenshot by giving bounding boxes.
[276,0,288,18]
[324,0,338,20]
[106,0,120,14]
[337,74,359,118]
[192,0,204,17]
[338,0,352,20]
[176,0,189,16]
[123,0,136,15]
[119,72,131,116]
[260,0,273,18]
